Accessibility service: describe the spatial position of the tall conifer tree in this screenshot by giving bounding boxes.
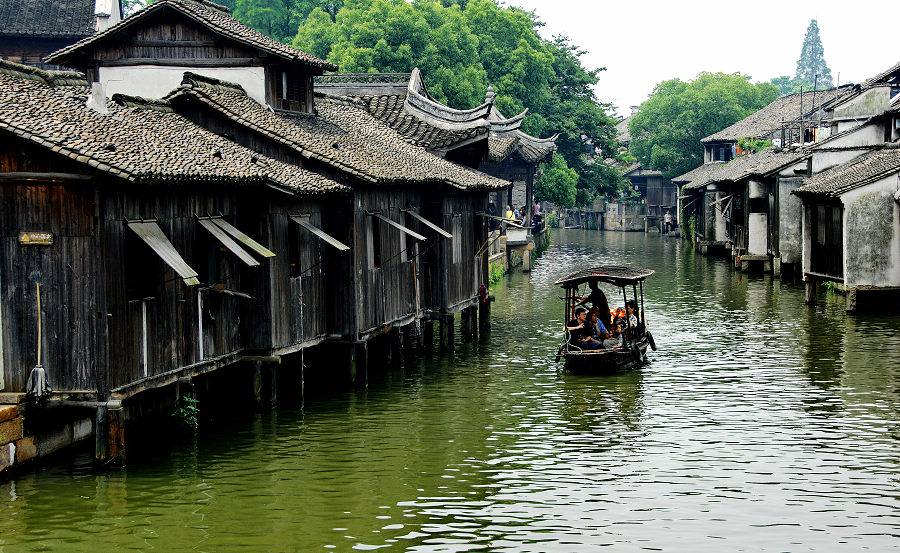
[795,19,833,88]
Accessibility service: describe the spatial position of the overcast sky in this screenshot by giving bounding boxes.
[510,0,900,118]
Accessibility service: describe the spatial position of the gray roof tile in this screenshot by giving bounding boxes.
[46,0,336,70]
[0,0,95,38]
[794,144,900,197]
[0,60,345,193]
[170,73,510,190]
[701,87,855,144]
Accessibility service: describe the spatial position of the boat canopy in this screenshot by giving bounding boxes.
[554,266,655,288]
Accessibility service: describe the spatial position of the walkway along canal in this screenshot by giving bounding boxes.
[1,229,898,551]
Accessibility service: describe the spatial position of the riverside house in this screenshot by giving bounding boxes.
[1,0,509,474]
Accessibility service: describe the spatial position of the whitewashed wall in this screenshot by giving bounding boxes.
[99,66,267,105]
[841,172,900,288]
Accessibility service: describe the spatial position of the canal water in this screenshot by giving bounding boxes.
[2,230,898,552]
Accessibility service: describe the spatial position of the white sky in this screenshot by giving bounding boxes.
[509,0,900,117]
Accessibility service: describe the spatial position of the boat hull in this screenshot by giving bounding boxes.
[562,338,649,373]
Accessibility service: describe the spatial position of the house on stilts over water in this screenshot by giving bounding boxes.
[676,60,900,312]
[316,69,557,272]
[0,0,510,474]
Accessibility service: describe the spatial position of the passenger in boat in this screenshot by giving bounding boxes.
[590,306,619,348]
[575,281,612,325]
[564,307,601,350]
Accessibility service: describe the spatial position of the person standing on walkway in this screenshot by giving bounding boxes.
[664,210,672,234]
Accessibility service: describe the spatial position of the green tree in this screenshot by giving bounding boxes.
[233,0,291,41]
[534,155,577,208]
[629,72,778,178]
[795,19,833,88]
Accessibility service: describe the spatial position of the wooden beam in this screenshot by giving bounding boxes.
[130,40,218,47]
[100,58,255,67]
[0,172,94,183]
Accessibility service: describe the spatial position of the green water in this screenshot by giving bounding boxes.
[2,230,898,552]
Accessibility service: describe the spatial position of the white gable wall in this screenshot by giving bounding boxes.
[840,173,900,288]
[832,86,892,133]
[99,66,267,105]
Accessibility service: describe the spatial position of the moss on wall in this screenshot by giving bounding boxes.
[846,190,894,286]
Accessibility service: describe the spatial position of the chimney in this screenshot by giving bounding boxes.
[94,0,122,32]
[86,82,108,114]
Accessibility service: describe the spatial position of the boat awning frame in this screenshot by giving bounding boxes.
[401,209,452,238]
[290,215,350,252]
[197,217,260,267]
[554,266,654,288]
[127,220,200,286]
[372,213,426,241]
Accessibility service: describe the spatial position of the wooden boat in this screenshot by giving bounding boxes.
[554,266,656,373]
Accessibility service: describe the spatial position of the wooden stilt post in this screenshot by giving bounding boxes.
[353,341,368,387]
[439,313,455,351]
[805,279,818,305]
[95,402,125,466]
[423,319,434,353]
[390,327,403,367]
[460,308,472,342]
[470,306,479,341]
[479,296,492,332]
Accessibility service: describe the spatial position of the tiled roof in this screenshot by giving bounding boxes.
[701,87,854,144]
[672,162,726,189]
[169,73,510,190]
[794,144,900,198]
[317,68,555,164]
[0,61,345,194]
[622,162,662,177]
[0,0,95,38]
[487,135,519,162]
[713,147,807,182]
[615,116,631,143]
[347,92,486,149]
[676,148,808,190]
[46,0,336,70]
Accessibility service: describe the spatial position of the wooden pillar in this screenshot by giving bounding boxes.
[479,296,492,332]
[469,306,478,341]
[460,308,472,343]
[423,319,434,353]
[95,402,125,466]
[805,279,818,305]
[389,327,403,367]
[439,313,455,351]
[353,341,368,386]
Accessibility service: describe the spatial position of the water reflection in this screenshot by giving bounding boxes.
[1,229,898,552]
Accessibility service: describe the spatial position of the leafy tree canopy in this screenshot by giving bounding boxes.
[534,154,577,208]
[795,19,833,88]
[770,20,834,97]
[291,0,625,205]
[628,72,778,179]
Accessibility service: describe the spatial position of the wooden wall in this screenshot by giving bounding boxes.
[352,187,422,336]
[443,192,488,312]
[1,139,104,393]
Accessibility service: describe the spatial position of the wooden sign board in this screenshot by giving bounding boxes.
[18,231,54,245]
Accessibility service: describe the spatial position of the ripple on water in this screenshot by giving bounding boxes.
[1,230,898,552]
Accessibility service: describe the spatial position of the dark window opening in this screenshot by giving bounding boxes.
[368,216,383,269]
[124,230,162,300]
[713,144,734,162]
[272,68,311,113]
[288,225,302,278]
[811,202,843,278]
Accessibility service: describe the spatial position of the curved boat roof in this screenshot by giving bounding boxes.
[554,266,655,288]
